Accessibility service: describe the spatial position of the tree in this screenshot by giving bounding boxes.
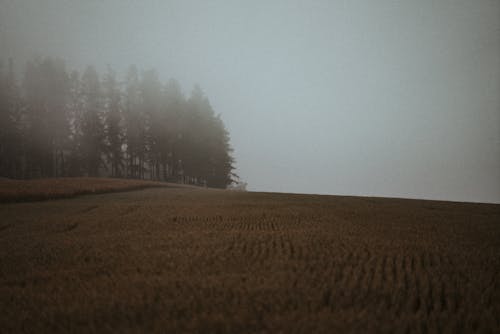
[140,69,163,180]
[66,70,84,176]
[22,57,70,177]
[103,66,124,177]
[180,85,235,187]
[206,114,235,188]
[162,78,185,180]
[0,58,23,178]
[123,65,145,178]
[45,58,71,177]
[0,57,236,188]
[80,65,105,176]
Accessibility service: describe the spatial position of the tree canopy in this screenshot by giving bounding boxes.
[0,57,235,188]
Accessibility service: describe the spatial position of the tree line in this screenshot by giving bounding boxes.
[0,57,235,188]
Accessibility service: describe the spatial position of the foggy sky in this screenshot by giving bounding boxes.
[1,0,499,203]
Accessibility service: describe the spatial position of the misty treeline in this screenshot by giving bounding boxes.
[0,57,235,188]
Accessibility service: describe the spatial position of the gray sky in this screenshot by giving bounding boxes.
[1,0,499,203]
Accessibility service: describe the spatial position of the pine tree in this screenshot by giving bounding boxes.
[45,58,70,177]
[162,78,185,180]
[80,65,105,176]
[140,69,163,180]
[123,65,144,178]
[207,115,235,188]
[22,57,70,177]
[103,66,124,177]
[0,58,23,178]
[2,57,236,188]
[67,70,84,176]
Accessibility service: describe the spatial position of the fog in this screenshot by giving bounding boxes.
[1,0,499,203]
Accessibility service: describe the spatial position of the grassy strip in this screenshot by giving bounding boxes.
[0,177,187,203]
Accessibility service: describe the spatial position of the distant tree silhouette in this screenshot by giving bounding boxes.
[0,57,235,188]
[124,65,144,179]
[103,66,124,177]
[140,69,163,180]
[0,58,23,178]
[81,66,106,176]
[163,79,185,180]
[22,57,70,177]
[66,70,85,176]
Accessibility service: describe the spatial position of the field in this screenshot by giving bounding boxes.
[0,177,184,202]
[0,184,499,333]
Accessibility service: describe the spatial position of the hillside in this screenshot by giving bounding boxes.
[0,177,194,202]
[0,186,499,333]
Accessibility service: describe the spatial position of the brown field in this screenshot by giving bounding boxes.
[0,185,499,333]
[0,177,187,202]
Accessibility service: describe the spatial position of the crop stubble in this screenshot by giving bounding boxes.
[0,187,499,333]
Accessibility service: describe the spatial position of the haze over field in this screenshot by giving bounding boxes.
[1,0,499,203]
